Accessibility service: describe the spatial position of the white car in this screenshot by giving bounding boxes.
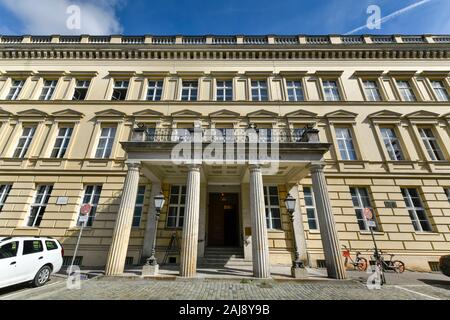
[0,237,64,289]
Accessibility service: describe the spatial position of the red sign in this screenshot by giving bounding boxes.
[363,208,373,220]
[80,203,92,215]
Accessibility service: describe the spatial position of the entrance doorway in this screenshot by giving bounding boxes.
[208,193,240,247]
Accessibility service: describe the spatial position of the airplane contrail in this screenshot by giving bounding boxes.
[345,0,434,35]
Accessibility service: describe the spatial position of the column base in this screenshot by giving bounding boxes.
[142,264,159,276]
[291,266,309,279]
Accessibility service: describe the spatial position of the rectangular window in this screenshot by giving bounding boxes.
[431,80,449,101]
[397,80,416,101]
[419,128,444,161]
[111,80,129,101]
[303,187,318,230]
[51,127,73,158]
[27,185,53,227]
[264,186,281,229]
[286,80,304,101]
[350,187,379,231]
[251,80,268,101]
[23,240,43,255]
[181,81,198,101]
[216,80,233,101]
[363,80,382,101]
[0,184,12,212]
[335,127,357,160]
[323,80,341,101]
[0,241,19,259]
[146,80,163,101]
[133,186,146,227]
[380,127,404,161]
[39,80,57,101]
[401,188,432,232]
[6,80,24,100]
[14,126,36,159]
[95,127,116,159]
[72,80,90,101]
[167,185,186,228]
[78,185,102,227]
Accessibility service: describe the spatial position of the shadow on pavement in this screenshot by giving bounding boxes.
[0,282,32,296]
[418,279,450,291]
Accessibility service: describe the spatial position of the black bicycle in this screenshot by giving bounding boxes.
[371,249,405,284]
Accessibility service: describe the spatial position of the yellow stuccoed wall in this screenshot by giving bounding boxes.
[0,35,449,270]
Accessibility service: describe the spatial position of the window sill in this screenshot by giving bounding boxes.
[15,227,39,231]
[308,230,321,234]
[414,231,439,235]
[359,231,385,236]
[267,229,285,233]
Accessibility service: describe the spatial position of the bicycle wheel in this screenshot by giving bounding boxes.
[356,258,368,271]
[393,260,405,273]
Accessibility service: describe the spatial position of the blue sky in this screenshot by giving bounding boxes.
[0,0,449,35]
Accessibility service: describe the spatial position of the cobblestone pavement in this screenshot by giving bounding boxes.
[1,274,449,300]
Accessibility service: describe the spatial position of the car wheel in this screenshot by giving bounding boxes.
[33,266,52,287]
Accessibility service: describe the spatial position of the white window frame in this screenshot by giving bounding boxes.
[335,127,357,160]
[39,80,57,101]
[350,187,378,231]
[111,80,129,101]
[380,127,404,161]
[251,80,268,101]
[419,128,444,161]
[181,81,198,101]
[216,80,233,101]
[27,185,53,227]
[14,126,36,159]
[323,80,341,101]
[146,80,163,101]
[264,186,282,230]
[396,80,416,102]
[132,185,146,228]
[6,80,24,100]
[401,188,432,232]
[95,127,116,159]
[0,184,12,212]
[73,80,90,101]
[303,186,318,230]
[286,80,304,101]
[431,80,449,101]
[363,80,382,101]
[78,185,102,227]
[51,127,73,159]
[167,185,186,228]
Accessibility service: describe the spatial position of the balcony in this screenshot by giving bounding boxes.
[130,127,320,144]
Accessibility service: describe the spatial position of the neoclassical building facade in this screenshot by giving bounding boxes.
[0,34,449,278]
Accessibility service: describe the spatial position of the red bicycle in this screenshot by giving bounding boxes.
[342,245,368,271]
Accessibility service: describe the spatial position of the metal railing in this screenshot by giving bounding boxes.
[131,128,319,144]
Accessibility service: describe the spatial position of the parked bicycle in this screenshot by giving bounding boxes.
[342,245,368,271]
[371,249,405,274]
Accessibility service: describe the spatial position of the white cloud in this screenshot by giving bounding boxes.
[0,0,124,35]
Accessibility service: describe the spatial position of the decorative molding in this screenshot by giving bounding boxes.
[405,110,440,119]
[171,109,202,117]
[247,109,278,118]
[132,109,164,117]
[368,110,403,119]
[324,109,358,119]
[285,109,318,118]
[95,109,127,118]
[51,109,85,118]
[16,109,49,117]
[209,109,240,118]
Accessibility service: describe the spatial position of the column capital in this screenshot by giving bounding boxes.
[248,164,261,172]
[125,161,141,170]
[187,164,201,172]
[310,162,325,173]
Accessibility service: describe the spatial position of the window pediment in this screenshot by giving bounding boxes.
[247,109,278,118]
[325,109,358,119]
[368,110,403,119]
[171,109,202,118]
[95,109,126,118]
[285,109,317,118]
[0,108,13,118]
[52,109,85,118]
[133,109,164,118]
[209,109,240,118]
[16,109,48,118]
[405,110,439,119]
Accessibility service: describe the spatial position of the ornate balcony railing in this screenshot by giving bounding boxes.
[131,128,320,144]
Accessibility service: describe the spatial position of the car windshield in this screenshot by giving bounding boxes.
[0,241,19,259]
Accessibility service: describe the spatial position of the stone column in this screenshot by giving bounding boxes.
[142,182,162,259]
[180,165,201,277]
[310,164,347,280]
[105,162,141,276]
[249,165,271,278]
[288,184,308,264]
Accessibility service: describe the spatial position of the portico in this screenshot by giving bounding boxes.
[104,128,347,279]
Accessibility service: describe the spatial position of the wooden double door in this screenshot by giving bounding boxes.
[208,193,240,247]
